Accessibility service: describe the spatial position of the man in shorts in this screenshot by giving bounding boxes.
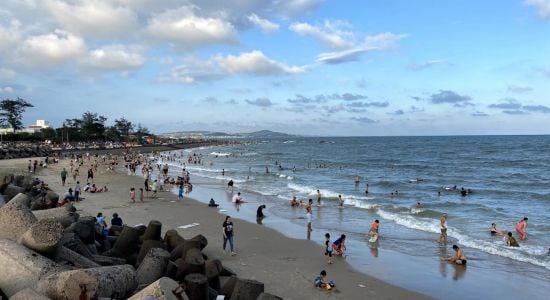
[442,244,467,265]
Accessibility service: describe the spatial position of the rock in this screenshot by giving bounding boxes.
[141,220,162,241]
[163,229,184,251]
[73,216,96,244]
[36,264,138,300]
[175,248,205,280]
[43,191,59,209]
[136,248,171,288]
[58,246,101,268]
[91,254,127,266]
[0,171,13,192]
[220,277,238,298]
[0,239,65,297]
[231,279,264,300]
[4,191,29,208]
[2,185,24,202]
[128,277,185,300]
[256,293,283,300]
[9,287,51,300]
[136,239,166,267]
[220,265,237,277]
[205,259,223,291]
[0,203,37,240]
[33,205,78,228]
[106,226,141,258]
[184,273,209,300]
[19,219,64,259]
[170,239,201,261]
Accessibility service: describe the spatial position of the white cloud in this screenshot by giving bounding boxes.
[0,19,21,53]
[247,13,279,33]
[0,68,16,80]
[46,0,138,39]
[215,50,305,75]
[525,0,550,19]
[18,29,86,65]
[160,50,305,84]
[274,0,322,17]
[316,32,407,64]
[289,20,354,49]
[146,6,236,48]
[78,45,145,72]
[406,59,448,71]
[1,86,14,93]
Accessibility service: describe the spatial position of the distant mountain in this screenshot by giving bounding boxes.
[160,130,296,139]
[245,130,295,138]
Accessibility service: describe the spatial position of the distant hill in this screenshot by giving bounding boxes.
[245,130,295,138]
[160,130,296,139]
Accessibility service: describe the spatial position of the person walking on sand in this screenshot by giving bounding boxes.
[441,244,467,265]
[130,187,136,203]
[28,160,32,172]
[87,168,94,184]
[439,213,448,244]
[60,168,68,186]
[306,206,313,240]
[178,184,184,199]
[74,181,81,201]
[222,216,236,255]
[516,217,528,240]
[151,180,158,198]
[325,233,333,264]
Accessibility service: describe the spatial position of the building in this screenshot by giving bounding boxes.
[0,120,51,134]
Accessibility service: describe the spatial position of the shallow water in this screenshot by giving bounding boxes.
[156,136,550,299]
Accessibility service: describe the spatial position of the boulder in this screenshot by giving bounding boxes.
[141,220,162,241]
[19,219,64,259]
[136,248,171,288]
[36,264,138,300]
[0,239,65,297]
[128,277,185,300]
[33,205,78,228]
[163,229,184,251]
[231,279,264,300]
[184,273,209,300]
[2,185,24,202]
[0,203,37,240]
[9,287,51,300]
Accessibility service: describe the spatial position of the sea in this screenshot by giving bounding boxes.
[158,135,550,299]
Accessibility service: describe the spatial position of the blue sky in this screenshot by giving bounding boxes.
[1,0,549,136]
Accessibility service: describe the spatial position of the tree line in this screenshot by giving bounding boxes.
[1,98,152,143]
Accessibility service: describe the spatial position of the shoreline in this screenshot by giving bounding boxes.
[0,156,430,299]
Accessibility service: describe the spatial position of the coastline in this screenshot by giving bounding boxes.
[0,156,430,299]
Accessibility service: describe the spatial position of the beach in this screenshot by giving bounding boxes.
[0,155,429,299]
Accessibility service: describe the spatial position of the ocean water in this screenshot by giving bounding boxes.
[160,136,550,298]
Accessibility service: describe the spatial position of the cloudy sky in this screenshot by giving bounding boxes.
[1,0,549,136]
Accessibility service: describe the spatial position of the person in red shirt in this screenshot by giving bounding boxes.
[369,219,380,238]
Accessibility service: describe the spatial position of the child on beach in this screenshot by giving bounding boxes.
[332,234,347,256]
[314,270,335,290]
[178,184,184,199]
[130,187,136,203]
[325,233,333,264]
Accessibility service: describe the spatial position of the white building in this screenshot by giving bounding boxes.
[0,120,51,134]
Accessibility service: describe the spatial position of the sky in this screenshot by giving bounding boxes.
[0,0,549,136]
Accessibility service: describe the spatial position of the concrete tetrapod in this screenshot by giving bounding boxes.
[0,201,37,240]
[33,204,79,228]
[0,239,66,297]
[231,279,265,300]
[136,247,171,288]
[141,220,162,241]
[9,287,51,300]
[19,219,64,259]
[36,264,138,300]
[128,277,187,300]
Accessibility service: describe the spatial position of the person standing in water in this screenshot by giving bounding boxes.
[365,183,369,194]
[306,206,313,240]
[338,195,344,207]
[516,217,528,240]
[317,190,322,205]
[438,213,448,244]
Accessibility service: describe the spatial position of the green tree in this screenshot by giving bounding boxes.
[114,117,134,141]
[0,97,34,129]
[80,111,107,141]
[134,123,151,143]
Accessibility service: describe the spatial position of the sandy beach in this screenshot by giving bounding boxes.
[0,155,430,299]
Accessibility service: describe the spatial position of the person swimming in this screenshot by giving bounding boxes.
[490,223,504,236]
[506,232,520,247]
